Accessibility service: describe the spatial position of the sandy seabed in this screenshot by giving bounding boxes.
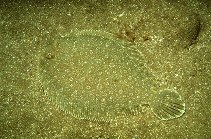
[0,0,210,138]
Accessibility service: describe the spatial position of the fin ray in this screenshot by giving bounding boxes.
[151,89,185,120]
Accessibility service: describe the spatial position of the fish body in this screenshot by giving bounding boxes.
[39,30,185,122]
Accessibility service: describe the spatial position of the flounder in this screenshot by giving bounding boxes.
[39,30,185,122]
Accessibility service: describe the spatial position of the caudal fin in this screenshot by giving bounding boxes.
[151,89,185,120]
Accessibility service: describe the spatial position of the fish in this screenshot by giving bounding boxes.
[39,30,185,122]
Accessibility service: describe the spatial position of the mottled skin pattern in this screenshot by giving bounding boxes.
[40,30,153,122]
